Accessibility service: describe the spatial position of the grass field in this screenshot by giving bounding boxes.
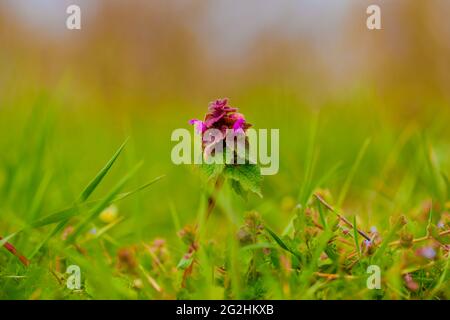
[0,89,449,300]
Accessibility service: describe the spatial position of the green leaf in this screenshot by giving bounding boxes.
[324,241,339,262]
[177,254,194,270]
[200,162,225,181]
[229,179,247,200]
[224,163,262,197]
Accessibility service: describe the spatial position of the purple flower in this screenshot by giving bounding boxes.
[233,117,246,133]
[189,98,252,149]
[370,226,378,233]
[417,246,437,259]
[189,119,206,134]
[437,221,444,229]
[404,273,419,291]
[204,113,225,128]
[208,98,237,113]
[364,239,373,248]
[204,98,238,128]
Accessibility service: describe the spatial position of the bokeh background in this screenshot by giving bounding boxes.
[1,0,450,297]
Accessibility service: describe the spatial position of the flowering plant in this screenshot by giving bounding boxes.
[189,98,262,198]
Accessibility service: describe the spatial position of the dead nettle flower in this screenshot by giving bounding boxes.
[189,98,251,134]
[362,239,376,255]
[147,238,170,265]
[404,273,419,292]
[189,98,251,159]
[364,239,373,248]
[61,226,75,240]
[438,211,449,228]
[189,98,263,199]
[237,211,264,246]
[368,226,382,243]
[117,246,138,271]
[416,246,437,260]
[178,225,197,247]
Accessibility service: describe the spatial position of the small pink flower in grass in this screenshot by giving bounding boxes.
[364,239,373,248]
[416,246,437,259]
[404,273,419,292]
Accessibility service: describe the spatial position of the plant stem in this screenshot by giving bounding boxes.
[206,177,224,220]
[314,193,371,241]
[314,193,450,249]
[388,229,450,247]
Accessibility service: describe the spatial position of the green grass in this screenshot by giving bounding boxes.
[0,91,449,300]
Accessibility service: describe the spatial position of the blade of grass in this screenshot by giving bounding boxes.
[372,215,407,263]
[283,161,341,236]
[299,227,334,288]
[429,253,450,298]
[113,175,165,202]
[22,176,163,258]
[286,115,319,236]
[29,139,129,258]
[169,202,182,244]
[336,138,371,208]
[30,175,164,229]
[81,216,125,243]
[78,138,129,202]
[28,171,52,222]
[353,215,361,258]
[67,161,143,242]
[265,226,302,262]
[317,201,327,229]
[298,115,319,207]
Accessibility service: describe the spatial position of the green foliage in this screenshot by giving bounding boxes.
[200,150,262,199]
[223,164,262,198]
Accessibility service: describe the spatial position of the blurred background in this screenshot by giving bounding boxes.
[2,0,450,110]
[1,0,450,242]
